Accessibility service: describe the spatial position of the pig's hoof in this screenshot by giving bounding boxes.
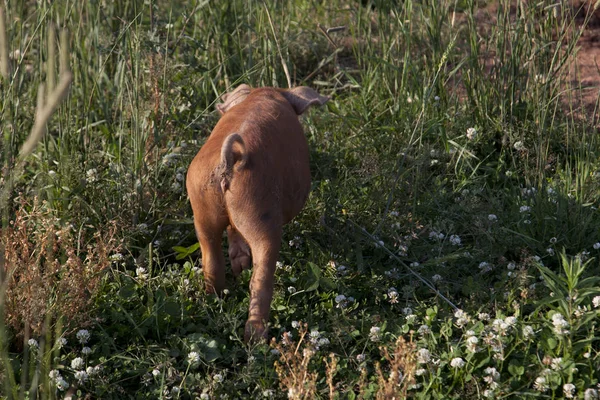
[244,320,268,343]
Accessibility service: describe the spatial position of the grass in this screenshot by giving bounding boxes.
[1,0,600,398]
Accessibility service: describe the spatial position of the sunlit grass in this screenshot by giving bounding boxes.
[1,0,600,398]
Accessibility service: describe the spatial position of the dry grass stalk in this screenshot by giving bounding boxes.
[375,336,418,400]
[0,7,9,79]
[271,323,318,400]
[2,198,121,337]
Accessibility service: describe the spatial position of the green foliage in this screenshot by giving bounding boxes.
[2,0,600,398]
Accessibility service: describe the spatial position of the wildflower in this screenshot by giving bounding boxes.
[71,357,85,370]
[585,388,599,400]
[432,274,442,283]
[74,370,88,383]
[171,387,180,395]
[55,377,69,391]
[409,261,420,268]
[336,264,348,276]
[417,348,431,364]
[110,253,124,262]
[478,312,490,321]
[310,330,321,340]
[213,373,224,383]
[546,247,555,256]
[262,389,275,398]
[465,335,479,353]
[49,370,61,380]
[522,325,535,340]
[291,321,299,329]
[488,214,497,222]
[466,127,477,140]
[287,286,296,294]
[270,349,280,356]
[200,394,210,400]
[387,288,399,304]
[418,325,431,335]
[504,316,517,327]
[449,235,461,246]
[519,205,531,213]
[28,339,39,349]
[136,267,148,280]
[162,153,179,166]
[171,181,182,192]
[551,357,562,371]
[484,367,500,382]
[534,376,548,392]
[335,294,348,308]
[86,168,98,183]
[552,313,569,335]
[289,236,302,248]
[514,141,526,151]
[415,368,427,376]
[82,347,92,355]
[402,307,412,315]
[356,353,366,362]
[188,352,200,364]
[48,170,57,178]
[593,296,600,308]
[454,309,470,328]
[369,326,381,342]
[76,329,91,344]
[57,337,67,348]
[175,173,185,182]
[318,337,330,347]
[434,95,440,102]
[594,242,600,250]
[478,262,492,273]
[450,357,465,368]
[563,383,576,399]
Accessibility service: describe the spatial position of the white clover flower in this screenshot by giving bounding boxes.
[465,335,479,353]
[552,313,569,335]
[478,262,492,273]
[450,357,465,368]
[76,329,91,344]
[416,368,427,376]
[175,173,185,182]
[74,370,88,383]
[287,286,296,294]
[387,288,399,304]
[466,127,477,140]
[81,346,92,355]
[318,337,330,347]
[48,170,57,178]
[409,261,420,268]
[262,389,275,398]
[369,326,381,342]
[546,247,555,256]
[484,367,500,382]
[71,357,85,370]
[434,95,440,102]
[454,309,470,328]
[187,351,200,364]
[335,294,348,308]
[514,141,526,151]
[432,274,443,283]
[171,387,180,395]
[270,348,280,356]
[213,373,224,383]
[417,348,431,364]
[402,307,412,315]
[551,357,562,371]
[534,376,548,392]
[86,168,98,183]
[504,316,517,327]
[200,393,210,400]
[593,296,600,308]
[585,388,599,400]
[594,242,600,250]
[563,383,576,399]
[478,312,490,321]
[291,321,299,329]
[519,205,531,213]
[55,377,69,391]
[49,369,61,380]
[418,325,431,335]
[171,181,182,192]
[522,325,535,340]
[356,353,366,362]
[28,339,39,348]
[449,235,461,246]
[57,337,67,348]
[310,330,321,340]
[86,366,95,376]
[488,214,498,222]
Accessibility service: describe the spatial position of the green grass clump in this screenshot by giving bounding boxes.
[2,0,600,398]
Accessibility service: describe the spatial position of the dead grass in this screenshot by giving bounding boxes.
[1,197,121,339]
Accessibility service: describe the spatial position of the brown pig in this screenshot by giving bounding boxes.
[186,85,329,341]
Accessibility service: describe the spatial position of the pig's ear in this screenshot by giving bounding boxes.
[216,84,252,115]
[280,86,330,115]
